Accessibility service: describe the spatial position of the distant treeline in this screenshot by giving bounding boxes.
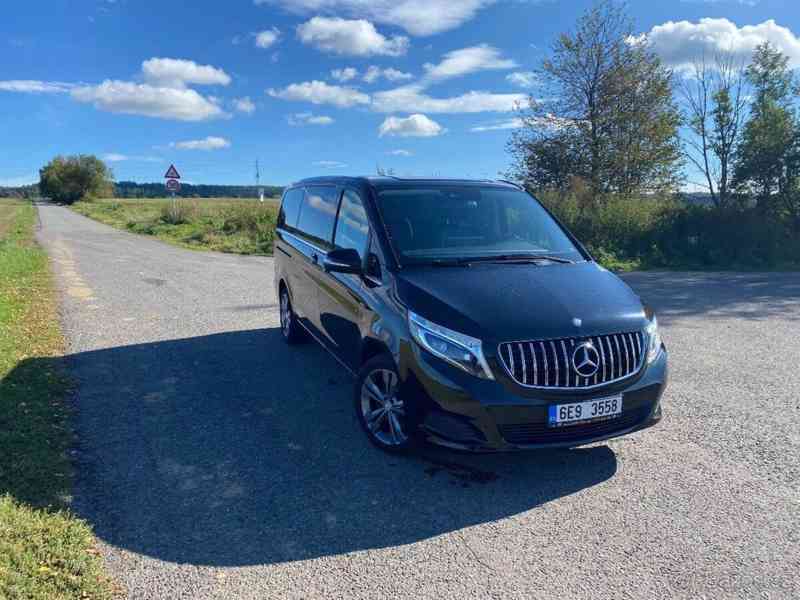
[0,184,39,199]
[114,181,284,199]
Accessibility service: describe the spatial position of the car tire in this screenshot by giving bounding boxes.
[355,354,416,453]
[279,286,307,344]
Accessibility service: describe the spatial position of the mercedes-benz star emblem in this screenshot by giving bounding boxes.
[572,342,600,378]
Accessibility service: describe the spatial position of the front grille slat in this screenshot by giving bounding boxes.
[541,341,549,387]
[560,340,570,388]
[499,330,644,389]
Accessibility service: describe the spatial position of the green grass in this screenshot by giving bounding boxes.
[73,197,280,255]
[0,199,114,599]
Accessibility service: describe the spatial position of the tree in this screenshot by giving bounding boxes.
[680,53,748,209]
[39,155,114,204]
[508,0,682,202]
[734,42,800,228]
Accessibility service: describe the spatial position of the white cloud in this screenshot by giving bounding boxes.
[470,118,524,132]
[372,85,524,114]
[379,114,443,137]
[0,80,74,93]
[423,44,517,82]
[637,18,800,71]
[297,17,408,57]
[141,58,231,88]
[268,80,370,107]
[273,44,519,116]
[3,58,231,122]
[363,66,413,83]
[102,153,161,162]
[255,28,281,49]
[256,0,495,36]
[331,67,358,82]
[506,71,537,88]
[233,96,256,114]
[387,149,413,156]
[170,136,231,151]
[314,160,348,168]
[288,112,335,125]
[72,81,228,121]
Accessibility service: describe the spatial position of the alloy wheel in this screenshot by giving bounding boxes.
[360,368,407,446]
[280,290,291,338]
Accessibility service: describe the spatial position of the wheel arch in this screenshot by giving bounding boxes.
[360,337,392,367]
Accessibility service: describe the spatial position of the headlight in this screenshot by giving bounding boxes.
[646,314,663,363]
[408,310,494,380]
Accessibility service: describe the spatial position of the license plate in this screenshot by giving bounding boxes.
[548,395,623,427]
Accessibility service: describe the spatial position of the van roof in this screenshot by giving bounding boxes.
[291,176,522,190]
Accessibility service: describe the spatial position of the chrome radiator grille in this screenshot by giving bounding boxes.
[498,331,645,389]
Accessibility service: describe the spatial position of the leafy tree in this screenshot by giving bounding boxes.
[39,155,114,204]
[508,0,682,203]
[734,42,800,229]
[680,53,748,209]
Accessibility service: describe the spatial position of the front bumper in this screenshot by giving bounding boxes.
[401,341,668,452]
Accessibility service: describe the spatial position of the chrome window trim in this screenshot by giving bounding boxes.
[279,228,329,256]
[497,331,646,391]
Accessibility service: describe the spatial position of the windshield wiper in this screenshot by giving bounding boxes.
[423,258,470,267]
[458,254,574,265]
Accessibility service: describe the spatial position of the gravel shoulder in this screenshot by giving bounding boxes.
[36,203,800,600]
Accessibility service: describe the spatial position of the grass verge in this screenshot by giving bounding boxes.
[72,197,280,255]
[0,200,114,599]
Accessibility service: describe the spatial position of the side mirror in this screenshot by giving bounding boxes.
[324,247,363,274]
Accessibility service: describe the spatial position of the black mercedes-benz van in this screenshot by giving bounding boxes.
[274,177,667,452]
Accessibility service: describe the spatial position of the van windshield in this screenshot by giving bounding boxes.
[374,186,584,266]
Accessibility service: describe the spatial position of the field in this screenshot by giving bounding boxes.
[73,197,281,255]
[0,200,113,598]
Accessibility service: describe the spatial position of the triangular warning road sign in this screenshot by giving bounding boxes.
[164,164,181,179]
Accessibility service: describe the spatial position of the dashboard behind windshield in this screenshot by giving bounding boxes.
[374,186,584,266]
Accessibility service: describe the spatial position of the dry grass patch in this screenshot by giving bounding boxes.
[72,197,281,255]
[0,201,115,599]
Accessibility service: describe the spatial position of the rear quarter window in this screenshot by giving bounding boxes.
[278,187,304,230]
[297,186,340,247]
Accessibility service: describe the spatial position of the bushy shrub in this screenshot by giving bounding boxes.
[217,204,277,252]
[39,155,114,204]
[536,191,800,270]
[159,200,198,225]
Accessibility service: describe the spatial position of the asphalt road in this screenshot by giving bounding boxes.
[33,204,799,599]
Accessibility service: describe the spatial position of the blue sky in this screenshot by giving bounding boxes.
[1,0,799,187]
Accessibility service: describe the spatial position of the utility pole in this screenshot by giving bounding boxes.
[256,159,264,202]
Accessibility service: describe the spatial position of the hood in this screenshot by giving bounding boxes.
[395,261,646,345]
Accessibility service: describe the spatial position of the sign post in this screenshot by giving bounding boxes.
[164,164,181,206]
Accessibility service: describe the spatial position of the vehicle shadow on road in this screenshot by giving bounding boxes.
[4,328,618,567]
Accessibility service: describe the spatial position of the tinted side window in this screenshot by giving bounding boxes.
[334,190,370,256]
[298,186,339,246]
[278,187,303,229]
